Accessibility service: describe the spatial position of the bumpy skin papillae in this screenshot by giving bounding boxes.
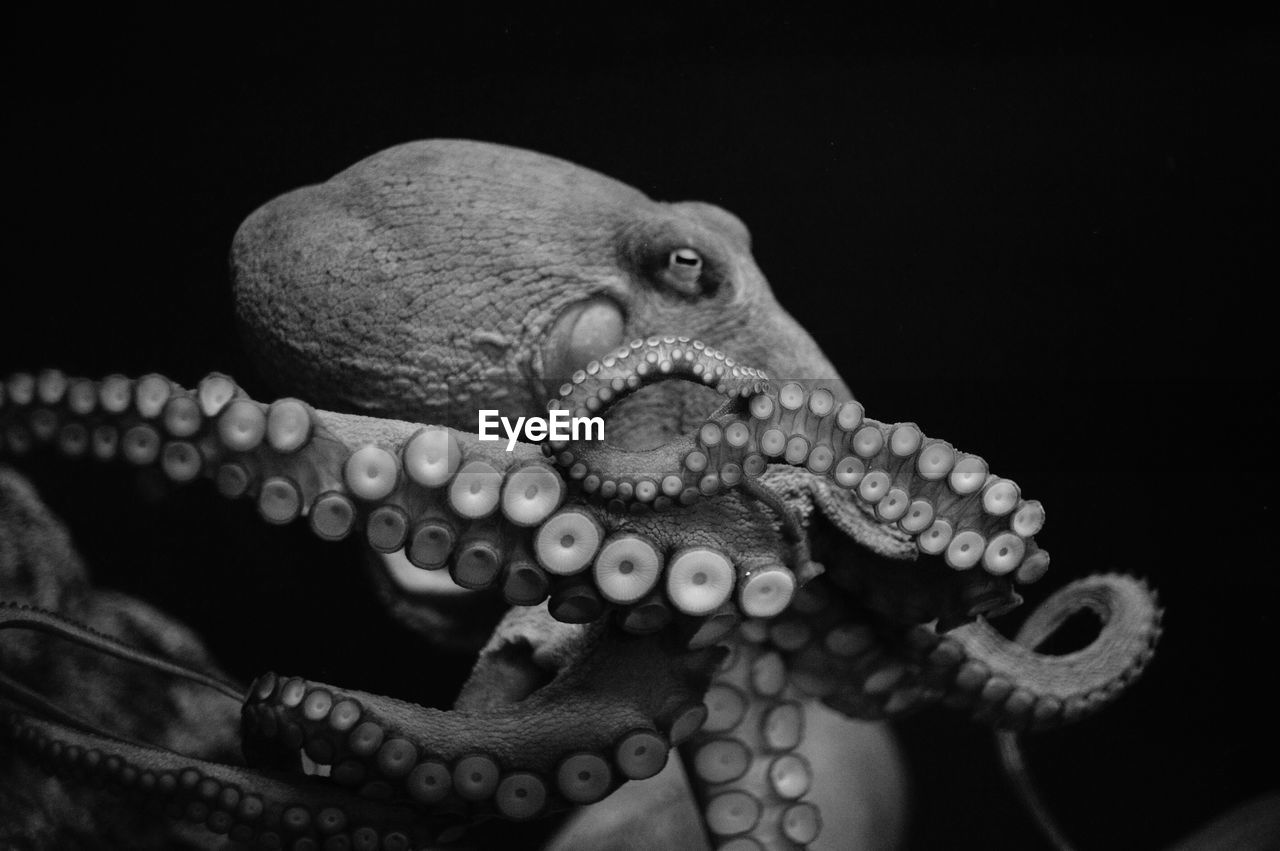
[230,140,847,436]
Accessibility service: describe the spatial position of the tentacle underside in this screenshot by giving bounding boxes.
[551,337,1051,585]
[1,342,1166,848]
[0,367,795,629]
[678,574,1161,849]
[238,608,717,824]
[683,638,824,850]
[0,600,718,843]
[948,573,1163,722]
[0,337,1051,638]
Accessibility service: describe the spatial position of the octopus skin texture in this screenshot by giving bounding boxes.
[0,140,1162,851]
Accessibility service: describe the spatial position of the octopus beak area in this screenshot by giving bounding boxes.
[238,607,722,831]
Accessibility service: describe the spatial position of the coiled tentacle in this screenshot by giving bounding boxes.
[546,340,1049,585]
[935,573,1162,728]
[741,575,1161,731]
[546,335,767,508]
[675,573,1161,848]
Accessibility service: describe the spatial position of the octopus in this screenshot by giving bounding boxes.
[0,140,1163,850]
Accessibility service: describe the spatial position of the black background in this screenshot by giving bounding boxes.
[2,9,1277,850]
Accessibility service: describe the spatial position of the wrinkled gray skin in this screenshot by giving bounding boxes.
[233,140,847,445]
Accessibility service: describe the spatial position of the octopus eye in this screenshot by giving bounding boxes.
[660,247,704,295]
